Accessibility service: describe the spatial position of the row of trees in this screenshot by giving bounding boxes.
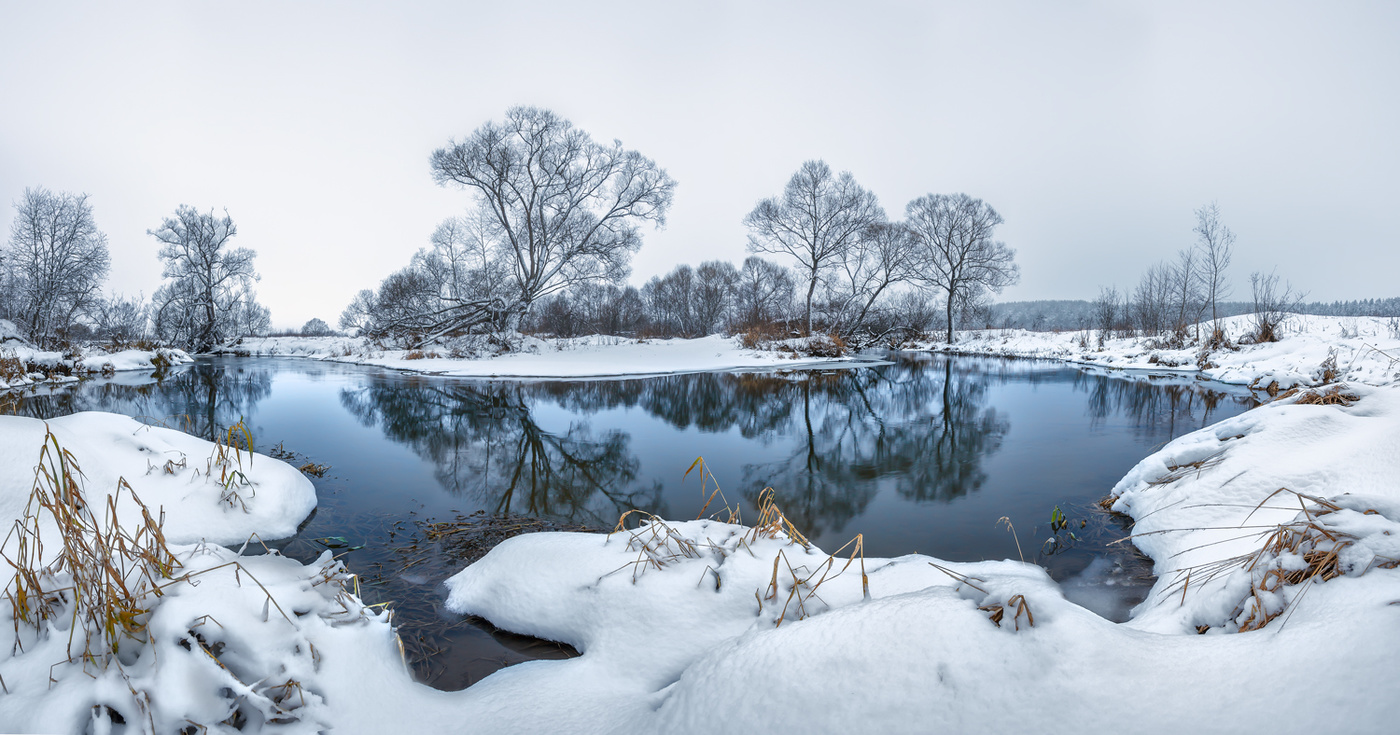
[345,107,1021,346]
[1091,203,1301,345]
[0,189,269,351]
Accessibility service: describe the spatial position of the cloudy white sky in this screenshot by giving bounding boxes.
[2,1,1397,329]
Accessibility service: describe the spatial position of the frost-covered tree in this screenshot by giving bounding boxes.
[94,293,150,346]
[300,318,333,336]
[3,187,110,347]
[905,193,1019,344]
[745,161,883,334]
[148,206,266,351]
[428,106,676,334]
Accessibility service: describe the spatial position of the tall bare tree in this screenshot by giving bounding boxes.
[1194,201,1235,331]
[3,187,110,347]
[744,160,883,334]
[430,106,676,333]
[149,206,264,352]
[905,193,1019,344]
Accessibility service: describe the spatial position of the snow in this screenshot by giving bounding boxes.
[224,333,870,378]
[0,412,316,545]
[0,411,334,733]
[921,314,1400,391]
[4,313,1400,732]
[0,330,194,393]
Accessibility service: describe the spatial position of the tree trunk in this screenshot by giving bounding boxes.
[804,275,817,336]
[945,290,956,345]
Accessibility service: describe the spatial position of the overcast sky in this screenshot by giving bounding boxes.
[2,1,1397,329]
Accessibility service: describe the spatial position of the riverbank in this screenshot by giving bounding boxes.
[220,333,871,378]
[917,313,1400,391]
[1,319,194,393]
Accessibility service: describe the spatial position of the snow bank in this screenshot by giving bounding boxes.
[444,502,1399,731]
[0,331,193,393]
[0,411,358,733]
[437,364,1400,731]
[226,333,867,378]
[925,314,1400,390]
[0,412,315,545]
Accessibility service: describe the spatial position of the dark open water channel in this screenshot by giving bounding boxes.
[9,354,1255,689]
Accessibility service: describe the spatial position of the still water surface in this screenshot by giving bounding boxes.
[10,354,1255,688]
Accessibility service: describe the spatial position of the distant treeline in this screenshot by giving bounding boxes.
[986,297,1400,332]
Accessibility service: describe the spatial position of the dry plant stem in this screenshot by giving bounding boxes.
[996,516,1024,563]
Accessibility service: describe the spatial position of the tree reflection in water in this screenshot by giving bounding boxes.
[6,361,272,441]
[339,380,662,526]
[338,358,1021,540]
[7,355,1255,548]
[1074,369,1257,443]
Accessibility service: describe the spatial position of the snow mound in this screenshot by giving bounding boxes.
[0,412,316,547]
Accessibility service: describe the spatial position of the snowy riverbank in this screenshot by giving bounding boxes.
[921,314,1400,392]
[1,320,194,393]
[221,333,867,378]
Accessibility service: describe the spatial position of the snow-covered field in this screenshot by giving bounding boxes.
[3,314,1398,732]
[924,314,1400,391]
[223,333,865,378]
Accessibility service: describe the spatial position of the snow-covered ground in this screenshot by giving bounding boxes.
[0,412,370,733]
[1,320,194,393]
[4,314,1398,732]
[922,314,1400,391]
[223,333,866,378]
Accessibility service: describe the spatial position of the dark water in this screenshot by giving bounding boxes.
[7,354,1255,687]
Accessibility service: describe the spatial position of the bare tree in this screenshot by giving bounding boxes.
[4,187,111,347]
[905,193,1019,344]
[148,206,264,352]
[1093,286,1121,346]
[831,221,917,338]
[644,265,697,336]
[1131,262,1172,337]
[744,160,883,334]
[734,256,795,329]
[429,106,676,333]
[1168,246,1203,342]
[1194,202,1235,332]
[693,260,739,335]
[1249,269,1304,343]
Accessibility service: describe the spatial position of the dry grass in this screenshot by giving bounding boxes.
[1282,384,1361,407]
[980,594,1035,631]
[1145,449,1228,489]
[403,350,441,360]
[297,462,330,477]
[207,420,257,511]
[1159,488,1398,632]
[1,427,178,666]
[0,351,24,383]
[610,457,869,626]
